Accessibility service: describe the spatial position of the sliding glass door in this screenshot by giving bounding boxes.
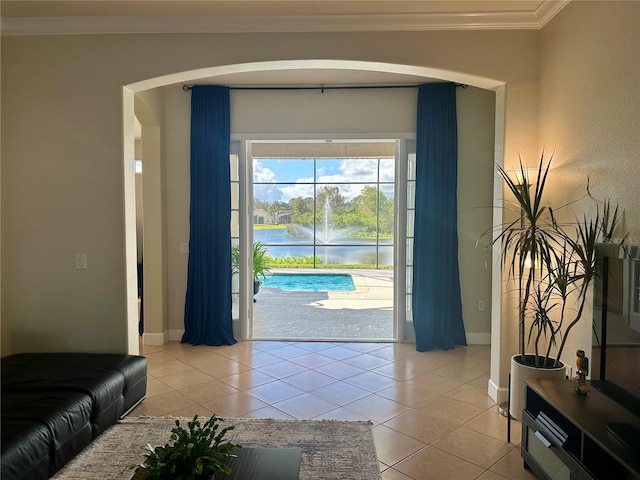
[232,137,414,342]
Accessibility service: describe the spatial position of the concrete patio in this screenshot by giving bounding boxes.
[252,268,394,341]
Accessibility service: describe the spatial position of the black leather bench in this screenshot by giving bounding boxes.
[1,352,147,480]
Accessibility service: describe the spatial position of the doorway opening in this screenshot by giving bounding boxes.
[234,139,398,341]
[125,60,502,363]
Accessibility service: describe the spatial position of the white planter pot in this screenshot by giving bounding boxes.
[509,354,566,420]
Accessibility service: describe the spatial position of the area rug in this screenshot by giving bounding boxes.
[53,416,381,480]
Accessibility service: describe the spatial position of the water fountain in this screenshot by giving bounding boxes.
[255,197,389,266]
[320,197,342,243]
[290,197,354,264]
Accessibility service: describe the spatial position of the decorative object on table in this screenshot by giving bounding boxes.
[131,414,241,480]
[232,241,272,300]
[54,417,381,480]
[484,152,624,419]
[574,349,589,395]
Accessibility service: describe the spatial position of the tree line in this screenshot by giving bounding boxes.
[255,185,394,239]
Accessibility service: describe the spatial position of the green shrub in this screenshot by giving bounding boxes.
[268,256,322,267]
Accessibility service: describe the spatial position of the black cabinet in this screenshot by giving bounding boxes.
[521,379,640,480]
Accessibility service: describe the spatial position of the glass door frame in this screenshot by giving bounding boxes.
[233,134,414,342]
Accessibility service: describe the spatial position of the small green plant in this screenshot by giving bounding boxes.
[251,242,272,284]
[132,414,241,480]
[232,241,272,284]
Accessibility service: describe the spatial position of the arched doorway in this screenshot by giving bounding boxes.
[123,61,506,402]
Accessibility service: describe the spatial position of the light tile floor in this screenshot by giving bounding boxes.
[133,340,536,480]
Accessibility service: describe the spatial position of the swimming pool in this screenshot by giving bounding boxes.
[261,273,356,292]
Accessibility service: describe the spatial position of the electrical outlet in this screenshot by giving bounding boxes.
[477,300,485,312]
[179,243,189,253]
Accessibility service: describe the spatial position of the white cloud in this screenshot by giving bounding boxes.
[253,161,282,202]
[254,184,283,202]
[338,159,379,181]
[279,182,314,201]
[253,160,277,183]
[253,158,395,202]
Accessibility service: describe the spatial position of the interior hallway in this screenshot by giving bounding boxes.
[133,340,535,480]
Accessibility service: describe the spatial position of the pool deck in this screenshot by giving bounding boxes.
[252,268,394,341]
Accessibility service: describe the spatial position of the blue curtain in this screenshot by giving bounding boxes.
[412,83,467,351]
[182,86,236,346]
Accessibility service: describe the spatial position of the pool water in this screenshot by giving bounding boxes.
[261,273,355,292]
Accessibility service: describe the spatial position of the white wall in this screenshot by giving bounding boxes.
[160,85,495,341]
[539,1,639,230]
[536,1,640,372]
[135,90,169,346]
[457,87,497,343]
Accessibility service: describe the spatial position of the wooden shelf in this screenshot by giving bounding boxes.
[522,379,640,480]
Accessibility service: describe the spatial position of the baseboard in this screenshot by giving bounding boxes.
[168,329,185,342]
[488,377,508,404]
[142,331,169,345]
[465,332,491,345]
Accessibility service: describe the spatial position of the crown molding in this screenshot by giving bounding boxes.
[1,1,571,36]
[536,0,571,27]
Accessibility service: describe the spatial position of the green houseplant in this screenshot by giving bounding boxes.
[488,152,623,418]
[232,241,272,296]
[132,414,241,480]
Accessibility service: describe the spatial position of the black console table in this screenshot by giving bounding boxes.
[522,379,640,480]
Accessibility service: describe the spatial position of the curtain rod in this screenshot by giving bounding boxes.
[182,83,467,92]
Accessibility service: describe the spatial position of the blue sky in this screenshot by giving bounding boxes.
[253,158,395,203]
[254,159,325,183]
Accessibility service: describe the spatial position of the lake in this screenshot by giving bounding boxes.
[254,228,393,266]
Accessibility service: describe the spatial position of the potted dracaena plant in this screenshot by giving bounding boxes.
[131,414,241,480]
[487,152,623,419]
